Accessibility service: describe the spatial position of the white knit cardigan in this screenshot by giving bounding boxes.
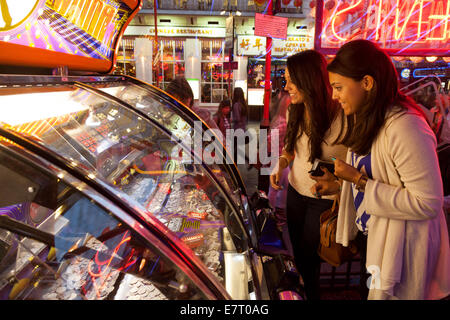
[336,109,450,300]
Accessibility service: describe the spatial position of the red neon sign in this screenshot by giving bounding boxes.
[314,0,450,56]
[81,230,138,299]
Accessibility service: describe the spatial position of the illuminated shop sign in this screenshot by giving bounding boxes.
[413,66,450,78]
[315,0,450,56]
[0,0,140,71]
[237,35,314,57]
[124,26,227,38]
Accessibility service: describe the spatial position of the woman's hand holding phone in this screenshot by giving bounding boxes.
[310,166,340,198]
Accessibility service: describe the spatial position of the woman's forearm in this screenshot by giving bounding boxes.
[278,150,294,170]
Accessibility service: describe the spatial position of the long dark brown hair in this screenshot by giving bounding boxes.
[327,40,427,155]
[232,87,248,117]
[284,50,341,163]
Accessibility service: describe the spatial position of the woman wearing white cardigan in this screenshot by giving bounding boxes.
[311,40,450,300]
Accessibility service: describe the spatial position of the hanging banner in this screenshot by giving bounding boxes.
[225,15,234,50]
[314,0,450,56]
[254,13,288,39]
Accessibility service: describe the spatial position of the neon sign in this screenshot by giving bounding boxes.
[83,230,138,299]
[315,0,450,56]
[413,66,449,77]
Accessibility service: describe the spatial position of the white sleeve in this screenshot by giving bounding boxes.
[364,113,443,221]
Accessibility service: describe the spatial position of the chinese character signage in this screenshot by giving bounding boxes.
[0,0,141,72]
[237,35,314,56]
[314,0,450,56]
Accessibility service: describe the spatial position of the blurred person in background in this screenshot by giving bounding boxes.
[231,86,248,132]
[231,87,250,164]
[166,77,218,130]
[213,99,232,141]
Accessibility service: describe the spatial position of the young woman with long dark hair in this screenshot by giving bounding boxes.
[311,40,450,300]
[231,87,248,131]
[230,87,250,164]
[270,50,347,300]
[213,99,232,139]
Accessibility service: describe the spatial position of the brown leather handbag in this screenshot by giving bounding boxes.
[317,195,358,267]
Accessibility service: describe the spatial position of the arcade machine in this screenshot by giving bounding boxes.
[0,0,300,300]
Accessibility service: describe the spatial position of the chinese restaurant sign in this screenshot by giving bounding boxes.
[315,0,450,56]
[124,26,227,38]
[237,35,314,57]
[0,0,141,71]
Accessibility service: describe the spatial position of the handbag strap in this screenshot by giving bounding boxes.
[331,193,340,212]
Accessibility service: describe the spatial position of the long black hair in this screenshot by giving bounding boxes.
[284,50,341,163]
[327,40,426,155]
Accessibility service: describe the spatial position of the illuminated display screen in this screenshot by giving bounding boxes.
[234,80,247,99]
[315,0,450,56]
[0,0,139,70]
[248,88,265,106]
[67,123,116,155]
[186,78,200,100]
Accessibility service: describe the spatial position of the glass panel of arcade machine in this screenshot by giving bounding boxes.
[89,81,258,249]
[93,83,241,208]
[0,85,254,298]
[0,146,208,300]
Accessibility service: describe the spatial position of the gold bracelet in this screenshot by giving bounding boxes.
[355,174,368,192]
[354,173,363,185]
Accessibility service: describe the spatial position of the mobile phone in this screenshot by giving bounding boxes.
[309,159,335,176]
